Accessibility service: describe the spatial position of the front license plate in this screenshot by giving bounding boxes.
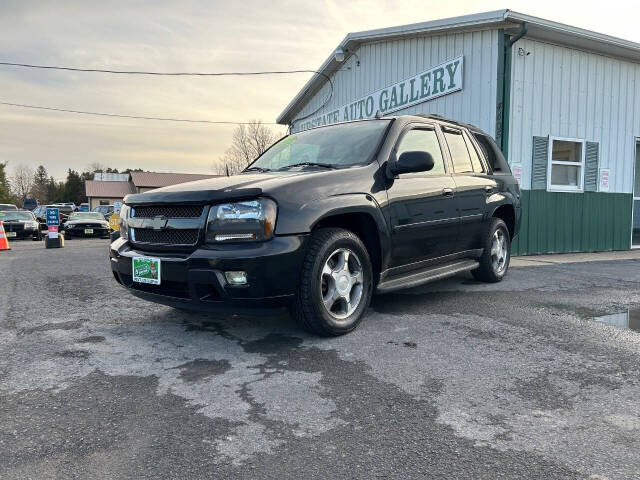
[84,229,93,234]
[132,257,161,285]
[6,231,16,237]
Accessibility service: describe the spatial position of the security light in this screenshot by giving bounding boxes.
[334,47,345,62]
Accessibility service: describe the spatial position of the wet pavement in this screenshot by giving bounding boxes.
[1,239,640,479]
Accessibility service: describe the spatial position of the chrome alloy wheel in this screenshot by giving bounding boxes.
[320,248,364,320]
[491,229,508,274]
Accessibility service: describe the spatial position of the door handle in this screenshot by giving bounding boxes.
[442,188,454,197]
[484,186,494,194]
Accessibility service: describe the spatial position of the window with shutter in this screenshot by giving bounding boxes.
[584,142,599,192]
[531,136,548,190]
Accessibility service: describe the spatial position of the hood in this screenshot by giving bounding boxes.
[123,170,342,205]
[66,218,108,225]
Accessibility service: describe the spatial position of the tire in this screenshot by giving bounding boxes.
[472,218,511,283]
[294,227,373,336]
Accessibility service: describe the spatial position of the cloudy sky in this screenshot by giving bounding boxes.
[1,0,639,179]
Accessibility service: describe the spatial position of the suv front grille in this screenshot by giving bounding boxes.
[132,228,200,246]
[133,205,204,218]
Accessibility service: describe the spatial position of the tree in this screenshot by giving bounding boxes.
[31,165,49,202]
[46,176,63,204]
[0,162,12,203]
[63,169,86,205]
[214,120,279,175]
[11,164,34,201]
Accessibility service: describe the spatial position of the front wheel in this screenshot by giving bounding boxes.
[294,228,373,336]
[472,218,511,283]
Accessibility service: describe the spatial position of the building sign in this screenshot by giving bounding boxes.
[293,56,464,132]
[598,168,610,192]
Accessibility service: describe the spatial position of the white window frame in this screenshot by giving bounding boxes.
[547,136,586,193]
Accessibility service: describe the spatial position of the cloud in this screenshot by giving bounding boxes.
[0,0,638,178]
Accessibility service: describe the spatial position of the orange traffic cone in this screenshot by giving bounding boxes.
[0,221,11,251]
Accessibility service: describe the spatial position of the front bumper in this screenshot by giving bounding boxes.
[109,235,308,313]
[65,226,110,238]
[4,225,39,239]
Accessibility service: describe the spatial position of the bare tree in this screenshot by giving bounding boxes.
[87,161,107,173]
[214,120,279,176]
[11,164,34,200]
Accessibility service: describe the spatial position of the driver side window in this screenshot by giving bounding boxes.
[395,129,446,176]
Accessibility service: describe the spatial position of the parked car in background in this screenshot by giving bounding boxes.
[0,210,41,240]
[33,204,75,230]
[78,203,89,212]
[0,204,18,211]
[60,202,77,211]
[93,204,115,220]
[110,114,520,336]
[63,212,110,239]
[22,198,38,210]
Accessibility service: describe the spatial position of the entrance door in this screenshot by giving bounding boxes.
[633,142,640,247]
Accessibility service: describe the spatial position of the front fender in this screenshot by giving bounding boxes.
[276,193,389,236]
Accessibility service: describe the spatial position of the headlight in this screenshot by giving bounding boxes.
[65,223,73,229]
[206,198,277,243]
[118,204,130,239]
[24,221,38,229]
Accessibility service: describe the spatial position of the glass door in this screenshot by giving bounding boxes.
[634,142,640,247]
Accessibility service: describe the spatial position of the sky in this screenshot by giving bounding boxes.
[1,0,639,180]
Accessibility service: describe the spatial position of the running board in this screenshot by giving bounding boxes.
[376,259,479,294]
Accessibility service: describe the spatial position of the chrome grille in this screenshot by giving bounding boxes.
[132,228,200,245]
[133,205,203,218]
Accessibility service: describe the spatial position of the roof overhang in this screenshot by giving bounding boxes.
[277,9,640,125]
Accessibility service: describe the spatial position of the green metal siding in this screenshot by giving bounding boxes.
[512,191,633,255]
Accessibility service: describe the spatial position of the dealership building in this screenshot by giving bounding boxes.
[277,10,640,254]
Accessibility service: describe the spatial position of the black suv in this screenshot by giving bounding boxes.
[110,115,520,336]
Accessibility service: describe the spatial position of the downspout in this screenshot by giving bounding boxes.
[497,21,528,160]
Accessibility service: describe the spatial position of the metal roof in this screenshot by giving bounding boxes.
[277,9,640,125]
[129,171,218,188]
[85,180,135,198]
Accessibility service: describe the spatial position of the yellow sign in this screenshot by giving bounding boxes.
[109,213,120,231]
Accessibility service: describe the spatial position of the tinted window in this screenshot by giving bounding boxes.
[472,132,511,173]
[444,130,473,173]
[395,129,446,176]
[251,120,391,170]
[464,134,484,172]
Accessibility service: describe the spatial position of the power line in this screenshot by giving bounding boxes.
[0,101,281,125]
[0,61,336,126]
[0,61,318,77]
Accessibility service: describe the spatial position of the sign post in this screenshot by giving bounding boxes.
[45,207,64,248]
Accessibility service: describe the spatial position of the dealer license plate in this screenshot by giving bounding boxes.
[6,231,16,238]
[84,228,93,234]
[132,257,161,285]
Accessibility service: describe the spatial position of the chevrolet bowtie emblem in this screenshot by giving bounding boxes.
[149,215,168,230]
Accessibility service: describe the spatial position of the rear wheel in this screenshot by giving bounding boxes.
[472,218,510,283]
[294,228,373,336]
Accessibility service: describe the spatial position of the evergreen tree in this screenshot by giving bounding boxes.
[63,169,86,205]
[0,162,13,203]
[31,165,49,202]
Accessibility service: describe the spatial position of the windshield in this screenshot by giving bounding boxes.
[70,212,104,220]
[50,205,73,213]
[0,211,33,221]
[249,120,390,171]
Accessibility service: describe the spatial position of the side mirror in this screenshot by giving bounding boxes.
[390,151,435,175]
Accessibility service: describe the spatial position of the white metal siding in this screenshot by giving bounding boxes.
[290,29,499,136]
[508,37,640,194]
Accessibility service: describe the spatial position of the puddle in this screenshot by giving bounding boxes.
[592,308,640,332]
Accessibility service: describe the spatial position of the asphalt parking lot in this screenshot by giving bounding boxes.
[1,239,640,479]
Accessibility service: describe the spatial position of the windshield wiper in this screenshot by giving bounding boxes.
[243,166,271,173]
[278,162,336,170]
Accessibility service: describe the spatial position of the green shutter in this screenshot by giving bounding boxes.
[531,136,549,190]
[584,142,599,192]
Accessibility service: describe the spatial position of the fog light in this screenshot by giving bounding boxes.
[224,271,247,285]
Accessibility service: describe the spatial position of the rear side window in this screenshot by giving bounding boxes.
[395,129,446,176]
[472,132,511,173]
[443,129,473,173]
